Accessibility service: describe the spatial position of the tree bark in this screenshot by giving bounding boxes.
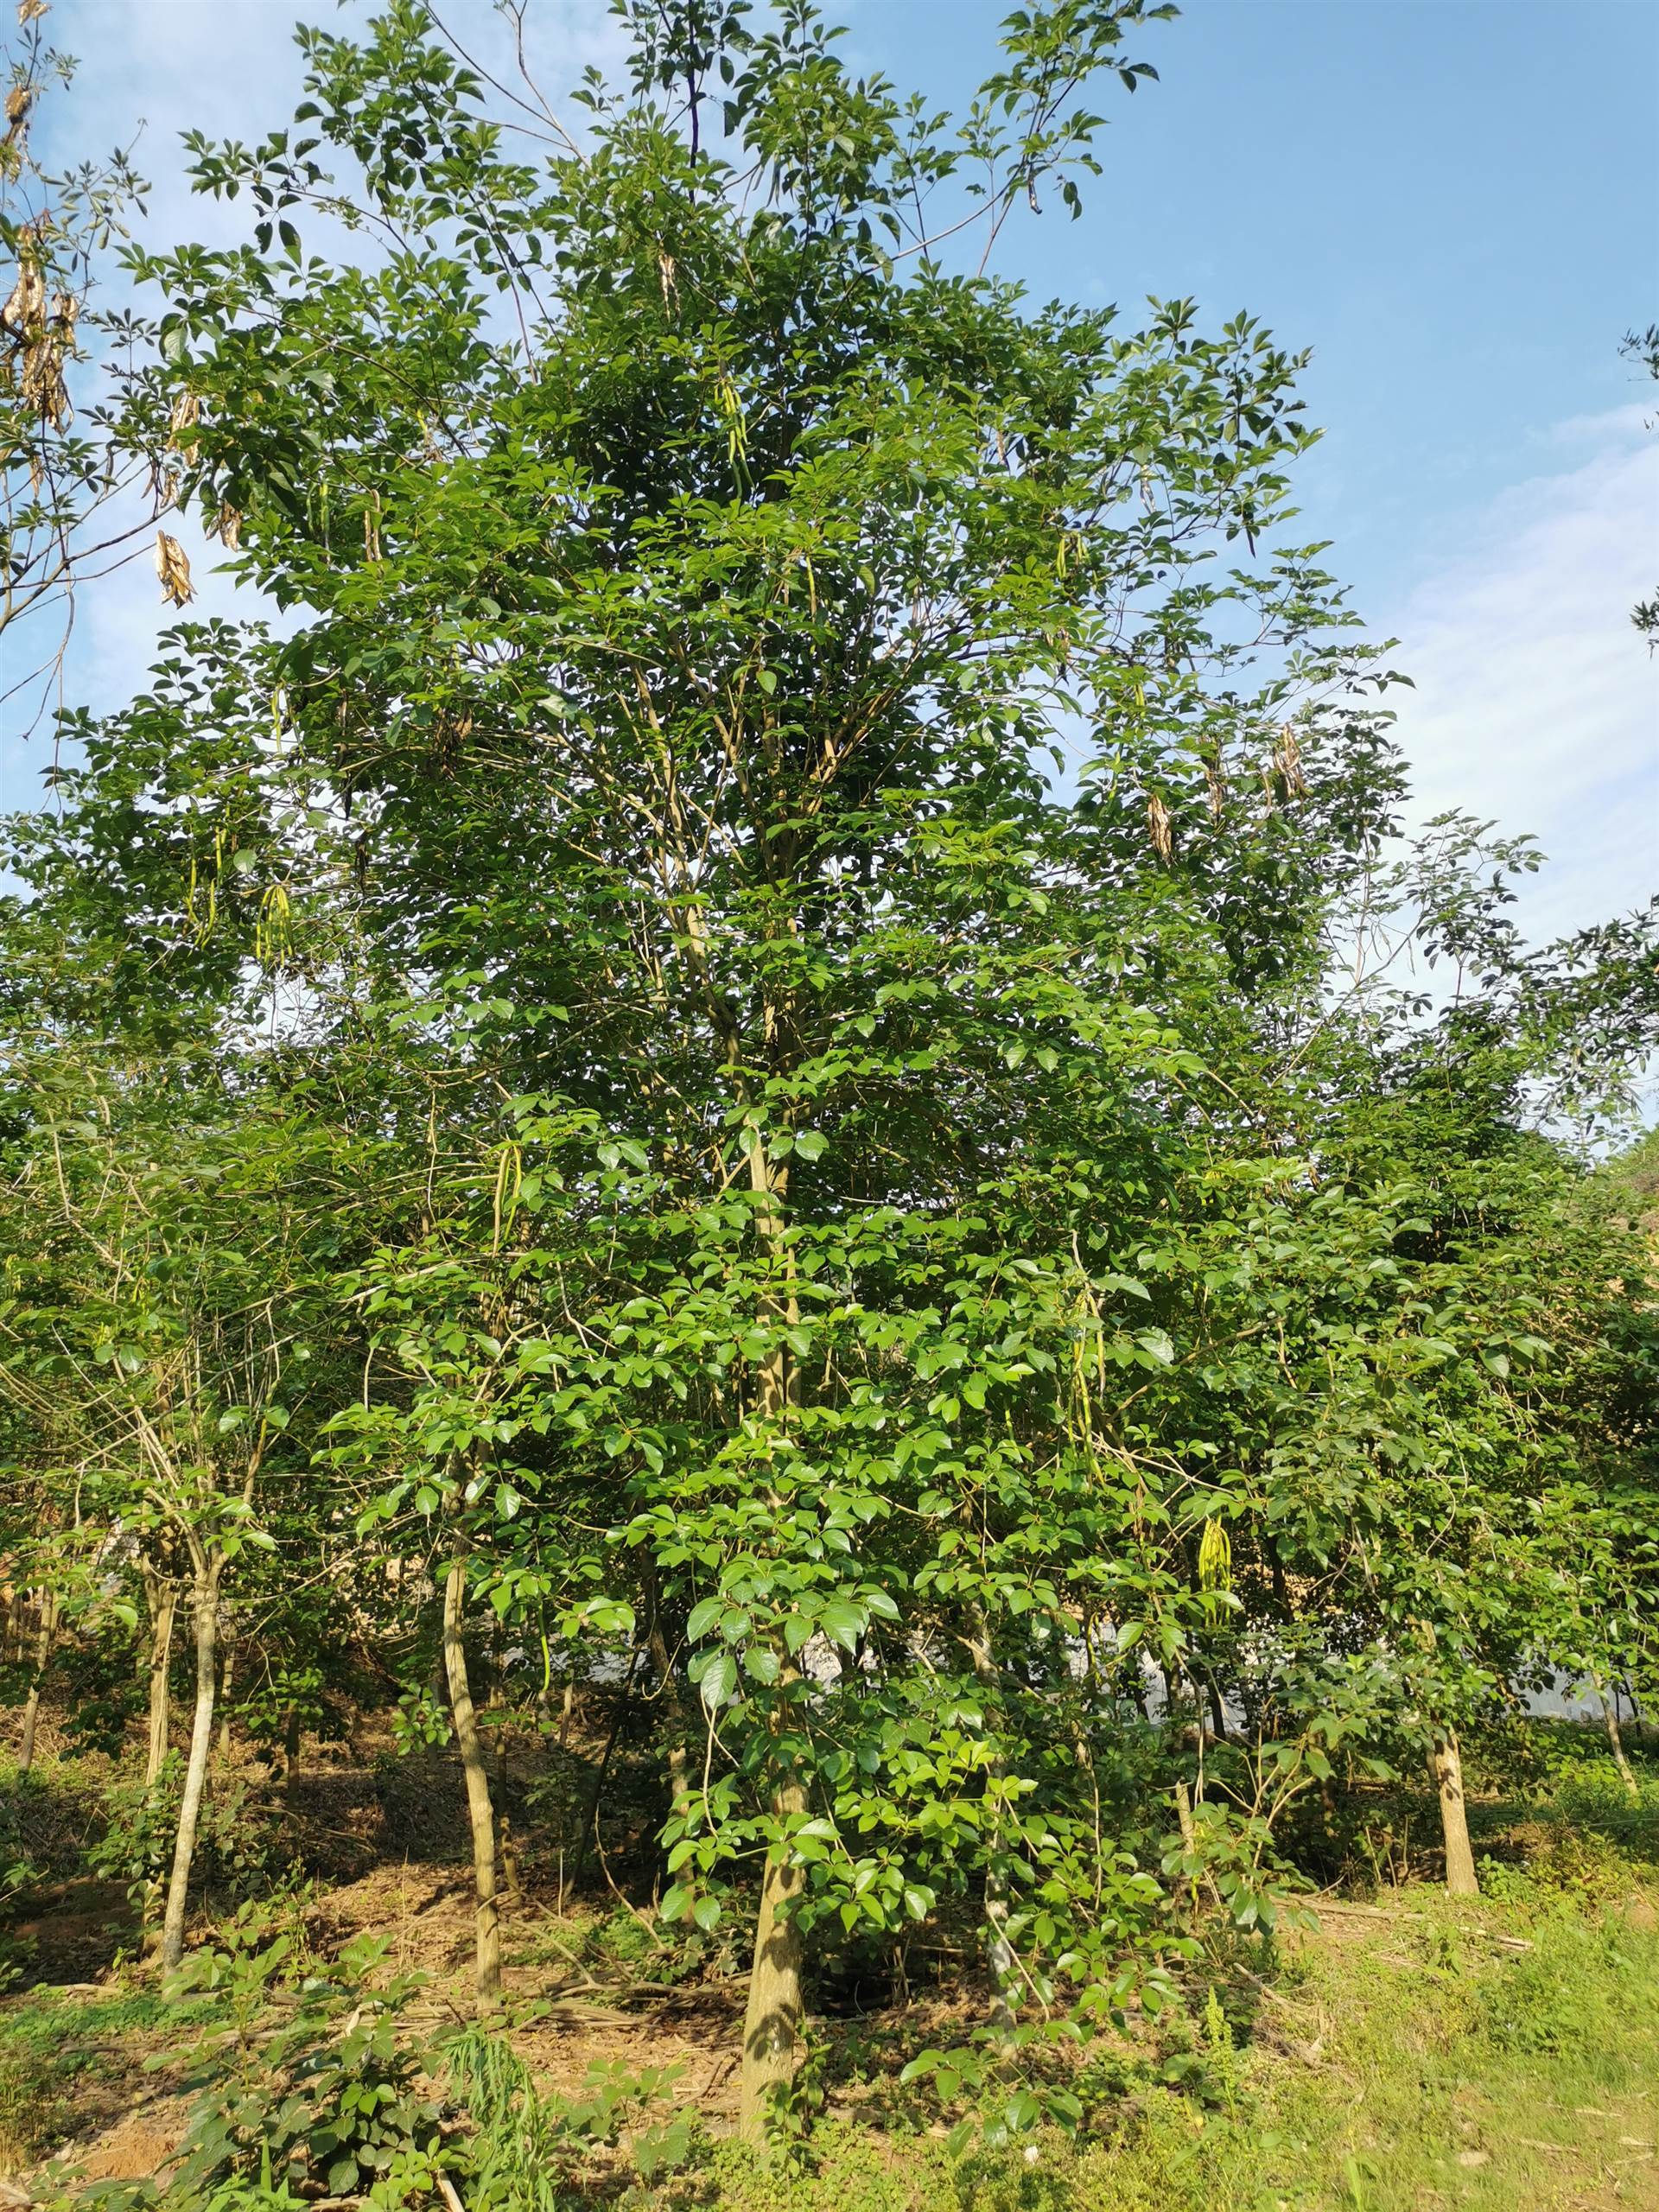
[1429,1732,1479,1897]
[498,1815,523,1904]
[1596,1677,1641,1802]
[281,1700,302,1806]
[213,1629,236,1764]
[963,1611,1016,2034]
[143,1576,176,1789]
[16,1590,60,1777]
[648,1615,693,1834]
[160,1566,221,1972]
[443,1549,501,2017]
[738,1774,808,2142]
[735,1081,810,2139]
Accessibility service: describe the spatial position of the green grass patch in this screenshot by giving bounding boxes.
[686,1880,1659,2212]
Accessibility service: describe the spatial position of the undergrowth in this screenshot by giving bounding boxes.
[3,1736,1656,2209]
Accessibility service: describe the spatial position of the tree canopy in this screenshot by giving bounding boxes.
[1,0,1656,2158]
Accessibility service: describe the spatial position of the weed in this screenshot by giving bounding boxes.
[0,2034,78,2168]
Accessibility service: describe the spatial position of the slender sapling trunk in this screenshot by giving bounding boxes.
[16,1591,60,1777]
[963,1609,1016,2034]
[282,1701,302,1806]
[144,1578,176,1789]
[214,1630,236,1764]
[160,1566,221,1972]
[1429,1732,1479,1897]
[648,1616,693,1835]
[443,1549,501,2017]
[736,1085,811,2137]
[1595,1675,1641,1802]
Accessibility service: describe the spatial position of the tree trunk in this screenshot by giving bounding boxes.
[16,1591,60,1777]
[443,1550,501,2017]
[499,1815,523,1904]
[963,1611,1015,2034]
[160,1567,220,1972]
[1429,1732,1479,1897]
[282,1701,302,1806]
[1596,1677,1641,1802]
[735,1099,810,2139]
[1205,1677,1230,1744]
[739,1774,808,2142]
[648,1616,693,1834]
[213,1630,236,1764]
[144,1578,176,1789]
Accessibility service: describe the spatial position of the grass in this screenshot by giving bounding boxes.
[692,1878,1659,2212]
[0,1988,219,2169]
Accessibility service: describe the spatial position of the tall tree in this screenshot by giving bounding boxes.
[97,0,1414,2108]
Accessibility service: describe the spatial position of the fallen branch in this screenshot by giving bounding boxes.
[1310,1899,1532,1952]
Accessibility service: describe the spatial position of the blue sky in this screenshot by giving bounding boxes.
[12,0,1658,955]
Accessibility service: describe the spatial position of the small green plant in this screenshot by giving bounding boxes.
[900,2024,1087,2155]
[388,1686,451,1757]
[760,2031,828,2173]
[142,1928,452,2210]
[444,2029,702,2203]
[90,1758,283,1929]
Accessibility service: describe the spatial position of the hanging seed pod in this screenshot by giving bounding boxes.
[1147,792,1173,863]
[362,490,382,562]
[17,1,51,25]
[167,390,200,465]
[20,341,67,426]
[657,250,677,308]
[255,882,293,969]
[2,245,46,338]
[18,294,72,426]
[154,530,195,607]
[3,84,35,148]
[204,501,243,549]
[1205,761,1226,824]
[1197,1516,1232,1626]
[1274,721,1307,798]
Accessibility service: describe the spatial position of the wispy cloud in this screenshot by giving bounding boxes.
[1382,407,1657,948]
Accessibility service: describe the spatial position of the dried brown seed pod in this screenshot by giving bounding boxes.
[1274,721,1307,798]
[20,334,67,426]
[155,531,195,607]
[167,390,201,465]
[2,252,46,337]
[3,85,35,145]
[1147,792,1173,862]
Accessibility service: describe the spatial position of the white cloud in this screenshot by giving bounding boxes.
[1382,408,1658,948]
